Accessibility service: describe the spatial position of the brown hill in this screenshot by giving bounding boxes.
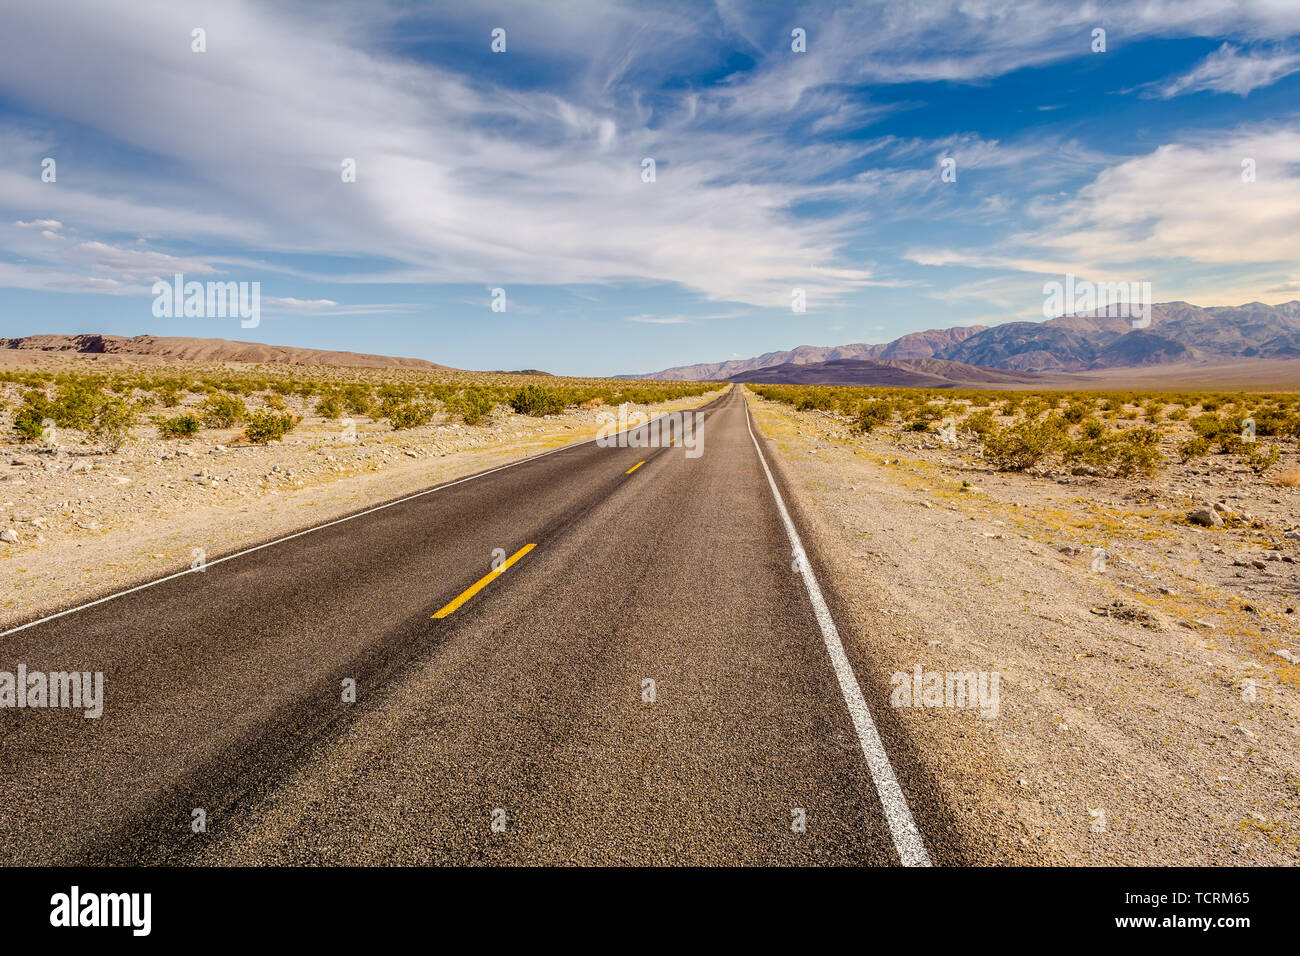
[0,333,453,370]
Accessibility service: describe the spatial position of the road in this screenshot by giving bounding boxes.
[0,387,959,865]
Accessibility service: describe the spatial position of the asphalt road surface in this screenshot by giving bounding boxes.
[0,388,964,866]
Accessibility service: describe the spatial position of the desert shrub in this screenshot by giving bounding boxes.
[509,384,565,417]
[980,417,1066,471]
[315,395,342,419]
[156,384,183,407]
[854,400,894,433]
[49,381,104,430]
[157,414,202,438]
[12,406,46,441]
[340,384,374,417]
[455,387,496,425]
[387,402,434,430]
[1080,418,1106,439]
[1190,413,1227,441]
[1020,398,1048,420]
[1235,441,1281,474]
[1178,436,1210,462]
[962,408,997,436]
[1062,402,1090,424]
[1060,427,1160,478]
[199,393,247,428]
[87,398,135,452]
[1108,428,1162,477]
[794,390,835,412]
[244,411,297,444]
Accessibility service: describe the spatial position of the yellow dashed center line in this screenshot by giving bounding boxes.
[431,543,536,619]
[625,460,646,474]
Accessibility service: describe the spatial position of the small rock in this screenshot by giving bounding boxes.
[1187,508,1223,528]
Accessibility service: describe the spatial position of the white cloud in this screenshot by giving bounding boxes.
[1150,43,1300,97]
[908,125,1300,310]
[266,297,338,309]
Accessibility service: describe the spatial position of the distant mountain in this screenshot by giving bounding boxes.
[631,326,987,380]
[634,301,1300,379]
[0,333,454,370]
[729,357,1044,388]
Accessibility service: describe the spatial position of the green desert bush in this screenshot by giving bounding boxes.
[157,414,202,438]
[854,400,894,433]
[980,416,1067,471]
[509,384,565,417]
[455,387,496,426]
[87,398,135,451]
[1080,418,1106,439]
[387,402,434,430]
[961,408,997,436]
[315,394,343,419]
[199,393,247,428]
[243,411,297,444]
[1063,427,1161,478]
[1178,436,1211,462]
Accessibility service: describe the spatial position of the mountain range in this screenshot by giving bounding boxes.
[633,301,1300,382]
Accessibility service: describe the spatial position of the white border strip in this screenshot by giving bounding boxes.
[1,399,719,639]
[744,396,932,867]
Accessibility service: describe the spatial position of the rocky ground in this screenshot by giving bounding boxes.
[0,387,724,629]
[748,388,1299,865]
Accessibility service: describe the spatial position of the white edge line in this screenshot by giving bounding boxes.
[743,392,933,867]
[1,398,723,639]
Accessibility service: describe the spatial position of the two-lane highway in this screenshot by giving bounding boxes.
[0,387,949,865]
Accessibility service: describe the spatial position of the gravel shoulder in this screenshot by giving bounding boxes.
[747,388,1300,865]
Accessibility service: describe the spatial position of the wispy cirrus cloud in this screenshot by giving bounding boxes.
[1147,43,1300,97]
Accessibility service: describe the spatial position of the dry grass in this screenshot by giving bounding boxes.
[1276,467,1300,487]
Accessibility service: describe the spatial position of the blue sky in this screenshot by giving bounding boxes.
[2,0,1299,375]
